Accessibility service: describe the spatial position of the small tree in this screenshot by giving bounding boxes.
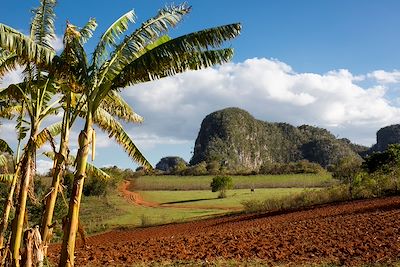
[332,157,363,198]
[211,176,233,198]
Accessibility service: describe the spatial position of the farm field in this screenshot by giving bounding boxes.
[77,174,330,233]
[79,180,311,233]
[48,196,400,266]
[139,188,307,208]
[132,173,333,190]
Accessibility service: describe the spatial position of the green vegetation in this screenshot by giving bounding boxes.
[132,173,333,191]
[75,187,308,234]
[190,107,363,170]
[140,188,306,209]
[210,176,234,198]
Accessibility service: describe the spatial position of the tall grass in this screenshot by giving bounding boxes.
[242,185,350,213]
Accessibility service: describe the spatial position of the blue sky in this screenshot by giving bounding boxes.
[2,1,400,172]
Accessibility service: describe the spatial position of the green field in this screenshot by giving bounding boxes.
[140,188,307,208]
[79,187,312,234]
[132,173,333,191]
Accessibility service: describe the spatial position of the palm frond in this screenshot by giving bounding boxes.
[30,0,57,50]
[0,23,55,67]
[100,90,143,123]
[51,23,89,92]
[0,48,20,76]
[0,174,14,183]
[93,108,152,169]
[79,18,98,44]
[43,151,110,180]
[35,122,62,149]
[0,104,23,119]
[113,48,234,88]
[0,139,13,155]
[98,4,190,83]
[0,155,8,167]
[92,10,136,69]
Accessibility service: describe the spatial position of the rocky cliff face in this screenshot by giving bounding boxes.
[370,124,400,152]
[190,107,362,170]
[155,157,187,172]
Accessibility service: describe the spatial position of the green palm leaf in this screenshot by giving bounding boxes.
[0,139,13,155]
[0,23,55,67]
[79,18,98,45]
[30,0,57,50]
[93,108,152,169]
[0,174,13,183]
[100,90,143,123]
[92,10,136,69]
[0,155,7,167]
[35,122,62,149]
[0,48,20,76]
[113,48,234,88]
[98,4,190,84]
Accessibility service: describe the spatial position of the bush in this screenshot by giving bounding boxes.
[242,184,350,213]
[258,160,324,175]
[210,176,233,198]
[182,162,208,176]
[331,157,363,198]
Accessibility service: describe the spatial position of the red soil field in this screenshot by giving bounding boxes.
[48,196,400,266]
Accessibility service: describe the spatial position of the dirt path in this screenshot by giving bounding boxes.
[118,180,159,207]
[48,196,400,266]
[119,180,241,211]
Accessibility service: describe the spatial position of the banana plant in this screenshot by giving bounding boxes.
[56,4,240,266]
[40,18,146,251]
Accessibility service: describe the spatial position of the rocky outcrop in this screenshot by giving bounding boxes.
[155,156,187,172]
[190,107,362,170]
[370,124,400,152]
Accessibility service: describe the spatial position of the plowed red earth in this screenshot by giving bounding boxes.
[48,196,400,266]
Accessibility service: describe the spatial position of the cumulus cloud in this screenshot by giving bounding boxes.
[0,67,23,88]
[122,58,400,147]
[49,34,64,52]
[36,159,53,175]
[367,70,400,84]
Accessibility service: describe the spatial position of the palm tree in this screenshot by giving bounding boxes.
[40,18,146,251]
[57,4,240,266]
[0,1,59,265]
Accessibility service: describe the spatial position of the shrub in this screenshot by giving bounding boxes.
[331,157,363,198]
[242,185,350,213]
[211,176,233,198]
[182,162,208,176]
[258,160,324,175]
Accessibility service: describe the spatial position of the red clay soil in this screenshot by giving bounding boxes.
[48,196,400,266]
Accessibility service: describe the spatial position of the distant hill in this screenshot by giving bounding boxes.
[155,156,187,172]
[190,107,363,170]
[369,124,400,153]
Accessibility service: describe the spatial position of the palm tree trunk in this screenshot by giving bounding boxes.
[40,111,70,252]
[0,163,22,251]
[10,145,34,267]
[59,113,92,267]
[0,104,27,252]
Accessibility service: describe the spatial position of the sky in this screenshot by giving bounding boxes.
[2,0,400,173]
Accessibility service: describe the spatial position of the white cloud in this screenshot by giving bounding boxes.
[49,34,64,52]
[122,57,400,147]
[36,159,53,175]
[0,67,23,88]
[367,70,400,84]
